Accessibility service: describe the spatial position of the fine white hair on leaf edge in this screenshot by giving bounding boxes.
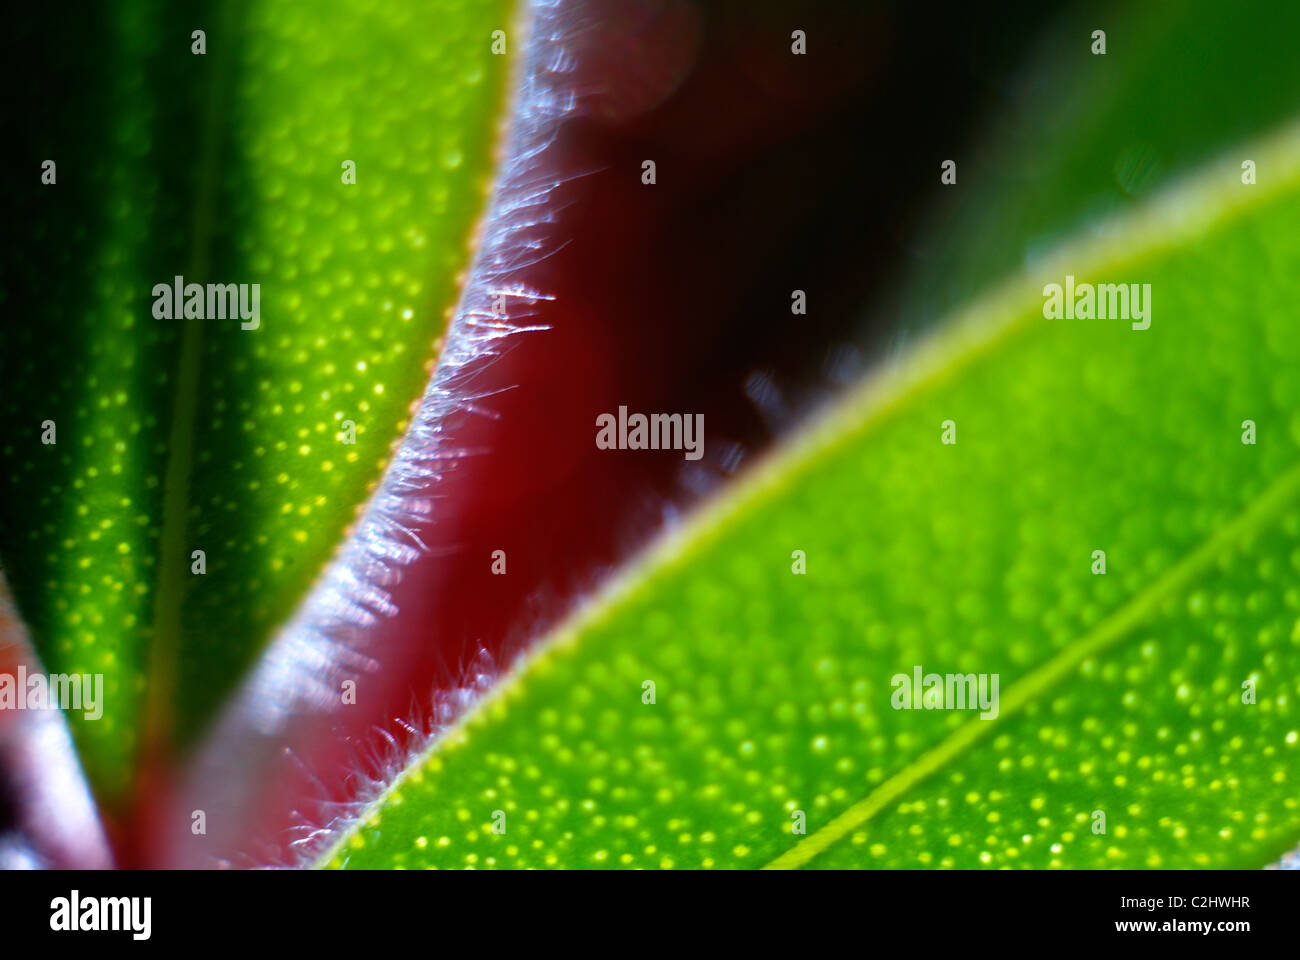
[278,643,501,869]
[181,0,583,866]
[211,0,574,737]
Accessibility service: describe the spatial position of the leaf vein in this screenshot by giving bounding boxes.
[765,462,1300,869]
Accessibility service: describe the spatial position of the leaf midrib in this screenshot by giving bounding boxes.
[754,122,1300,870]
[141,1,239,773]
[756,124,1300,869]
[765,459,1300,868]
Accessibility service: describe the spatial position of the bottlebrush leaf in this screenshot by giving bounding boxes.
[0,0,515,801]
[321,122,1300,869]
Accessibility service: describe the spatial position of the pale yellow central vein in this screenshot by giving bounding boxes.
[141,3,238,767]
[766,460,1300,869]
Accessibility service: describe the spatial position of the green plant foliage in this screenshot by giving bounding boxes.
[0,0,515,800]
[324,124,1300,869]
[901,0,1300,326]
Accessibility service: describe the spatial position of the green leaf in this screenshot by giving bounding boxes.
[321,120,1300,869]
[898,0,1300,327]
[0,0,515,800]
